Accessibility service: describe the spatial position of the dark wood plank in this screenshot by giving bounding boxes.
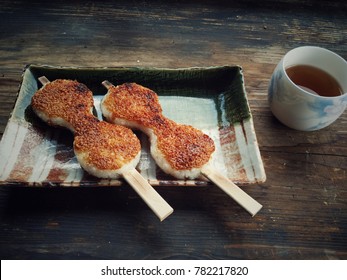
[0,0,346,259]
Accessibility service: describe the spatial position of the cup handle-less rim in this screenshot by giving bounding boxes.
[281,46,347,100]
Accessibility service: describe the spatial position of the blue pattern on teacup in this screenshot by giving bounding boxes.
[268,67,282,104]
[306,96,347,130]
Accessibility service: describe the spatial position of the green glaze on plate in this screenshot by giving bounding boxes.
[0,65,265,187]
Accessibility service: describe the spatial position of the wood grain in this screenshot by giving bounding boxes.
[0,0,346,259]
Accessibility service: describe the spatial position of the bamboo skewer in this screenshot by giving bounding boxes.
[38,76,50,86]
[122,168,173,221]
[102,80,262,216]
[201,165,262,216]
[37,76,173,221]
[101,80,114,89]
[122,169,173,221]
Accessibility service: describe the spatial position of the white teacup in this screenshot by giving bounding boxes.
[268,46,347,131]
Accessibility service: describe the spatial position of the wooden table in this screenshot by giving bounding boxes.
[0,0,346,260]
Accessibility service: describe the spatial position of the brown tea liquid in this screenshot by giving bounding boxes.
[285,65,343,97]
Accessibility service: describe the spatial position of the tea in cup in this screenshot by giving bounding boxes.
[268,46,347,131]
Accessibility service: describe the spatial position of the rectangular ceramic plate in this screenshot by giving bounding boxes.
[0,65,266,187]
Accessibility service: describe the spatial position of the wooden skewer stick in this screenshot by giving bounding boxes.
[123,169,173,221]
[201,165,262,216]
[120,167,173,221]
[102,80,114,89]
[37,76,174,221]
[38,76,50,85]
